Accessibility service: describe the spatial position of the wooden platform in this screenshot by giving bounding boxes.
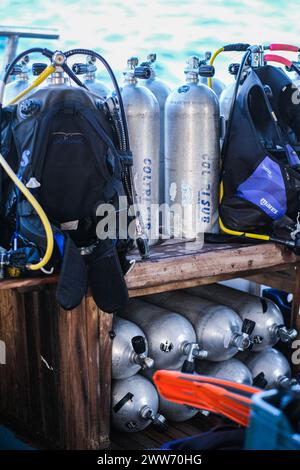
[109,413,223,450]
[0,240,299,449]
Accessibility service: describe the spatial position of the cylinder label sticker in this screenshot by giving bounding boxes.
[178,85,190,93]
[160,341,174,352]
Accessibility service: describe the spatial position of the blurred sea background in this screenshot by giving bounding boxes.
[0,0,299,88]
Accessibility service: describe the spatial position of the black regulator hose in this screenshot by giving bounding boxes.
[65,48,130,149]
[221,47,252,161]
[61,62,87,89]
[3,48,53,85]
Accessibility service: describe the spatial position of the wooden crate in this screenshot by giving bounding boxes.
[0,240,300,449]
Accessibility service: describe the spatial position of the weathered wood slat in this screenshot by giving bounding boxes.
[0,242,298,293]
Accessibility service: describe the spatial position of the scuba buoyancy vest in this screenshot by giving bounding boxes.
[220,62,300,245]
[0,48,149,312]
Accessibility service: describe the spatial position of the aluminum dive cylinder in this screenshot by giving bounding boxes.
[187,284,297,351]
[112,317,154,379]
[144,291,252,361]
[4,56,30,105]
[111,375,166,432]
[141,53,171,205]
[200,51,225,97]
[72,55,110,99]
[142,368,199,422]
[219,63,240,122]
[238,348,294,389]
[121,57,160,245]
[165,56,220,239]
[120,298,208,371]
[196,358,253,385]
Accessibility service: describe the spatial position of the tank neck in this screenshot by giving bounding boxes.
[48,67,69,85]
[16,73,29,81]
[185,72,199,84]
[85,71,96,81]
[124,72,138,85]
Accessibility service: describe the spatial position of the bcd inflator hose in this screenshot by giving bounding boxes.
[222,43,251,52]
[208,43,251,88]
[0,153,54,271]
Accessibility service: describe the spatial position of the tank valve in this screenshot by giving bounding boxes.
[277,375,295,389]
[147,53,157,64]
[275,325,298,344]
[52,51,66,67]
[181,342,208,373]
[140,406,168,431]
[230,331,252,351]
[131,336,154,370]
[152,413,168,432]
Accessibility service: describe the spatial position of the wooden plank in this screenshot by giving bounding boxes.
[98,306,113,447]
[0,276,58,291]
[126,244,298,293]
[0,243,298,293]
[245,268,296,293]
[0,290,31,424]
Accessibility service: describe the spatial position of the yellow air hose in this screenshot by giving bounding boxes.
[207,47,224,89]
[0,63,57,270]
[7,64,56,105]
[0,153,54,271]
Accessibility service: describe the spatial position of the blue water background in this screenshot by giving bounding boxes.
[0,0,299,88]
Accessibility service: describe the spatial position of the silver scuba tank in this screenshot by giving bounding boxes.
[120,298,208,372]
[144,291,252,361]
[165,56,220,239]
[196,358,253,385]
[121,57,160,245]
[199,51,225,98]
[142,368,199,422]
[237,348,294,389]
[186,284,297,351]
[4,56,30,106]
[72,55,110,99]
[142,53,171,205]
[112,317,154,379]
[219,63,240,122]
[111,374,166,432]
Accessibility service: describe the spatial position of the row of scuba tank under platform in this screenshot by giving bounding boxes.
[110,285,298,433]
[3,51,223,244]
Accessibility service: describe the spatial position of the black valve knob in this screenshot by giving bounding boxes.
[228,63,240,76]
[32,63,48,76]
[198,64,215,78]
[72,63,97,75]
[253,372,268,389]
[242,318,256,335]
[181,359,195,374]
[6,63,23,76]
[132,336,146,355]
[134,66,151,79]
